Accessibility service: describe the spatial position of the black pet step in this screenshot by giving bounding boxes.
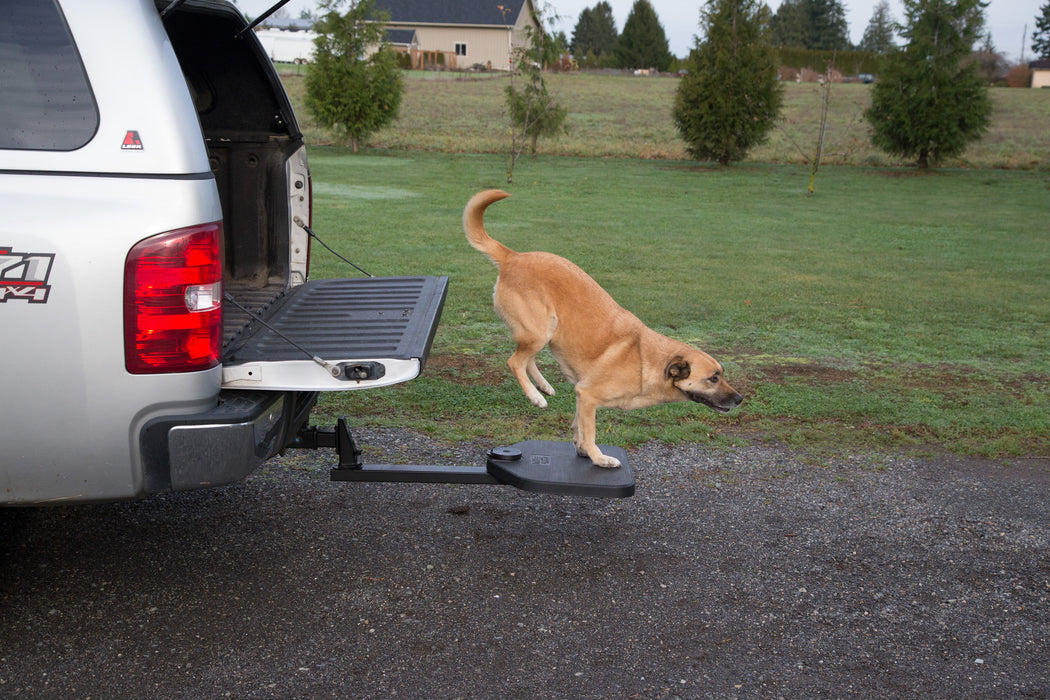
[330,438,634,499]
[486,440,634,498]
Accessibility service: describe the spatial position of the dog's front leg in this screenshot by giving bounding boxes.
[572,391,621,469]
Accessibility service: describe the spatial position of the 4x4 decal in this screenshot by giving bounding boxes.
[0,247,55,303]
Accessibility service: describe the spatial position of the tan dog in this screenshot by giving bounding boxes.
[464,189,743,468]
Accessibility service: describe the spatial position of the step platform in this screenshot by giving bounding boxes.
[486,441,634,498]
[329,437,634,499]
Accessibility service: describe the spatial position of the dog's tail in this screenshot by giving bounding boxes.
[464,189,513,266]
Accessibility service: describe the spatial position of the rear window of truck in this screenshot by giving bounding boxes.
[0,1,98,151]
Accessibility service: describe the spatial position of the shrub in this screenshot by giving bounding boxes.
[673,0,783,165]
[305,0,404,152]
[865,0,992,169]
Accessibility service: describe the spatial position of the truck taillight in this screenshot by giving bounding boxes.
[124,223,223,374]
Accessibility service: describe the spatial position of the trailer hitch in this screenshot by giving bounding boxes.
[289,418,635,498]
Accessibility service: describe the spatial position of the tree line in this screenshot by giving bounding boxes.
[304,0,1050,171]
[569,0,896,70]
[570,0,1048,79]
[674,0,997,169]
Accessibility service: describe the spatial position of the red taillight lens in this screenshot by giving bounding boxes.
[124,223,223,374]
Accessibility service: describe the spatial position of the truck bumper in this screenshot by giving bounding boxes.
[140,390,317,493]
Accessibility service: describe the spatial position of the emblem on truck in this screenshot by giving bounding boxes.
[121,130,143,150]
[0,248,55,303]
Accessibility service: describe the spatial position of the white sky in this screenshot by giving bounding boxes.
[238,0,1042,63]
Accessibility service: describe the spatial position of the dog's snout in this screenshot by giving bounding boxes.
[730,392,743,407]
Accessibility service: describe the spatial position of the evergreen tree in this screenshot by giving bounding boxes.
[859,0,896,53]
[615,0,673,71]
[591,2,619,57]
[770,0,850,49]
[305,0,403,152]
[1033,2,1050,58]
[673,0,783,165]
[769,0,809,47]
[865,0,991,169]
[571,2,618,60]
[808,0,850,49]
[572,6,597,55]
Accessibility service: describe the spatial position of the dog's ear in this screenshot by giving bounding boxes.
[665,357,690,380]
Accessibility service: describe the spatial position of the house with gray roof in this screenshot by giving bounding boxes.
[1031,59,1050,88]
[374,0,539,71]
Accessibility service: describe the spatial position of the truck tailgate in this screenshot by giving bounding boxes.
[221,276,448,391]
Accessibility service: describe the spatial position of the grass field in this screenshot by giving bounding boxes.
[281,69,1050,170]
[303,150,1050,458]
[278,69,1050,458]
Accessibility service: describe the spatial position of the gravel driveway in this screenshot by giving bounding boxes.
[2,428,1048,698]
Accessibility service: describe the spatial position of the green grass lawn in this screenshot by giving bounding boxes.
[306,150,1050,458]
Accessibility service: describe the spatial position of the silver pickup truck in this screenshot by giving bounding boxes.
[2,0,635,504]
[0,0,448,504]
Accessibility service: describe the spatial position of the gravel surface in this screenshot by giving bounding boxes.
[2,428,1049,698]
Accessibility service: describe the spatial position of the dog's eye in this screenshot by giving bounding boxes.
[708,374,720,383]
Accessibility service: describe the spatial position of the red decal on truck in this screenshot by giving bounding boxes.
[0,247,55,303]
[121,130,143,150]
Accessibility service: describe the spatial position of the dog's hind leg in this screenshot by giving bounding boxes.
[498,298,556,408]
[527,358,555,398]
[572,390,621,469]
[508,340,550,409]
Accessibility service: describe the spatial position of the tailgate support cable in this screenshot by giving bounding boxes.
[236,0,295,39]
[159,0,189,19]
[160,0,292,32]
[224,292,345,379]
[295,217,374,278]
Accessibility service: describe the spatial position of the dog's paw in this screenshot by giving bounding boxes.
[592,453,622,469]
[528,394,548,409]
[539,383,555,397]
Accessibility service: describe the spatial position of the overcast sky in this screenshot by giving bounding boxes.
[239,0,1042,63]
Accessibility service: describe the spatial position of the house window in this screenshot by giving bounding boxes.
[454,43,467,57]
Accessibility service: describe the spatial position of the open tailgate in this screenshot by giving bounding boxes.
[221,276,448,391]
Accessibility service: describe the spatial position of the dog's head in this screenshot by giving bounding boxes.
[665,352,743,413]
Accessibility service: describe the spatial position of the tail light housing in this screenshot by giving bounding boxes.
[124,223,223,374]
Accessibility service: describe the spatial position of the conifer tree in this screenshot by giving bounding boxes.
[859,0,897,53]
[1033,2,1050,58]
[572,6,597,55]
[305,0,403,152]
[769,0,808,47]
[865,0,991,169]
[673,0,782,165]
[615,0,673,71]
[572,2,619,61]
[770,0,849,49]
